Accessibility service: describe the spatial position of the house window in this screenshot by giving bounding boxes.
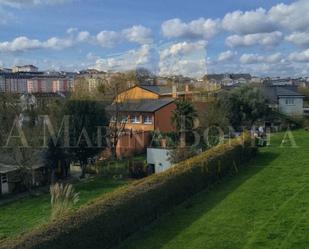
[143,115,153,124]
[131,115,141,124]
[285,98,295,105]
[1,174,8,183]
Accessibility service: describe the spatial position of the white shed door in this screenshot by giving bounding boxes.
[1,174,9,194]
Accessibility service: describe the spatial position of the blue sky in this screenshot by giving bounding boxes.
[1,0,308,77]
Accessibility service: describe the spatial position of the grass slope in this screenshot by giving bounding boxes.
[0,177,127,241]
[117,130,309,249]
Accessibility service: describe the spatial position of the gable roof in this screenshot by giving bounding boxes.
[276,87,304,97]
[106,98,175,113]
[139,85,173,95]
[262,86,304,103]
[0,151,45,173]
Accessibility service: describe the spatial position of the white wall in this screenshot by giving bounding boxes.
[147,148,172,173]
[278,97,304,116]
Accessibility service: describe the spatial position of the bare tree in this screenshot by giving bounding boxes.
[102,73,132,159]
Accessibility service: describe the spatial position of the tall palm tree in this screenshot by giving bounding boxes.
[171,100,198,133]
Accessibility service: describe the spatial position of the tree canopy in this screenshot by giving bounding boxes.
[219,85,269,129]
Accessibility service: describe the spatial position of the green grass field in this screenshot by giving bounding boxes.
[117,130,309,249]
[0,177,128,241]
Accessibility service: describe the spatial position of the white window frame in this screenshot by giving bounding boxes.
[143,115,153,124]
[131,115,141,124]
[285,98,295,105]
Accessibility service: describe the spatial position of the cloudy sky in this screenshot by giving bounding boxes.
[1,0,309,77]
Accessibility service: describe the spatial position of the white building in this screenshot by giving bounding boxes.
[12,65,38,73]
[263,86,305,116]
[147,148,173,173]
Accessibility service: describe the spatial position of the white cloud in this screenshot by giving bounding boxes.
[0,25,152,52]
[122,25,152,44]
[285,32,309,48]
[0,37,42,52]
[222,8,277,35]
[266,52,283,63]
[160,40,206,60]
[66,28,90,42]
[269,0,309,31]
[240,52,283,64]
[94,45,151,71]
[158,41,207,77]
[161,18,220,40]
[220,0,309,35]
[159,59,206,78]
[43,37,74,50]
[226,31,283,48]
[217,50,236,62]
[76,31,90,42]
[96,25,152,47]
[0,30,88,52]
[239,54,264,64]
[96,31,121,48]
[289,49,309,62]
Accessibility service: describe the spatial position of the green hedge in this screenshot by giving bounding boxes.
[2,133,256,249]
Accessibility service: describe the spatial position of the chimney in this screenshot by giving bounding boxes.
[172,85,177,98]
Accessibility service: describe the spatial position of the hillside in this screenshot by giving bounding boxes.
[117,130,309,249]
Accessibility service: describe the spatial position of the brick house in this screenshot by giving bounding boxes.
[106,98,176,157]
[115,84,192,102]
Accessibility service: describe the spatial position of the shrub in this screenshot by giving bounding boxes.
[1,133,256,249]
[168,146,198,164]
[50,183,79,220]
[128,160,147,178]
[87,160,129,177]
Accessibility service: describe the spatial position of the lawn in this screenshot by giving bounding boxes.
[0,176,128,241]
[117,130,309,249]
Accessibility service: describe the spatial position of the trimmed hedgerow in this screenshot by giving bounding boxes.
[1,133,256,249]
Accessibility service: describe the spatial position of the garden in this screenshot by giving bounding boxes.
[116,130,309,249]
[0,154,146,242]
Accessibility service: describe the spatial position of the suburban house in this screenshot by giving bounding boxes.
[262,86,305,116]
[263,78,293,86]
[107,92,177,157]
[205,74,252,86]
[115,84,192,102]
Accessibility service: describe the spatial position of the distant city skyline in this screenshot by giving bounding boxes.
[1,0,309,77]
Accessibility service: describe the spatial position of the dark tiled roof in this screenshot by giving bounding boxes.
[230,74,252,80]
[139,85,173,95]
[262,86,304,103]
[276,87,303,96]
[0,164,19,173]
[106,98,175,113]
[0,151,45,173]
[205,74,225,81]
